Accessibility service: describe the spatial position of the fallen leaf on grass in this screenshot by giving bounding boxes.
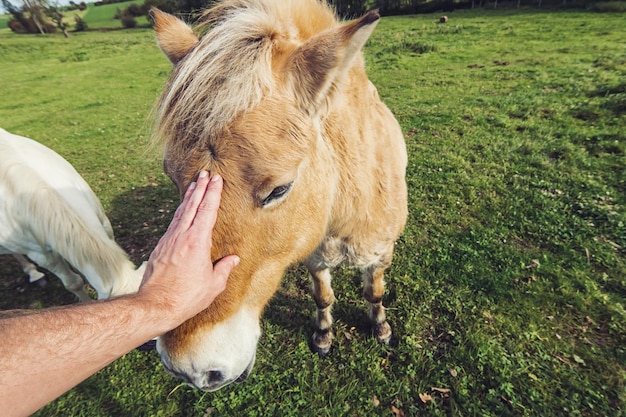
[391,405,405,417]
[372,395,380,407]
[525,259,540,269]
[419,392,433,403]
[432,387,451,397]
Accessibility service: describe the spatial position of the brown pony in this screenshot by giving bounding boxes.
[150,0,407,392]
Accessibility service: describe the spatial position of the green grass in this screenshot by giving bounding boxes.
[1,1,148,32]
[0,8,624,417]
[82,1,149,29]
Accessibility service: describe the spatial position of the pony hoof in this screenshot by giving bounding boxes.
[29,271,45,282]
[311,342,332,357]
[31,277,48,288]
[374,321,392,345]
[311,329,334,356]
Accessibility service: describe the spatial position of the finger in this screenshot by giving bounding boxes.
[192,174,223,230]
[177,171,211,230]
[165,180,196,233]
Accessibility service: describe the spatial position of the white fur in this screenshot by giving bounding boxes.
[0,128,146,300]
[157,306,260,391]
[11,254,45,283]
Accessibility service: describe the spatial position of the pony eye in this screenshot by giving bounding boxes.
[262,183,293,207]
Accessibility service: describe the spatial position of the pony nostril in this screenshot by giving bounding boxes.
[206,370,224,384]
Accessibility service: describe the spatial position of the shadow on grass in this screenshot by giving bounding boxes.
[107,181,179,265]
[264,264,391,352]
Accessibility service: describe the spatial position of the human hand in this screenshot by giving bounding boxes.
[137,171,239,330]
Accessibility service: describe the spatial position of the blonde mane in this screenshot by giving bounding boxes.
[152,0,338,172]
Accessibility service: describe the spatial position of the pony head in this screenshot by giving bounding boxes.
[151,1,380,391]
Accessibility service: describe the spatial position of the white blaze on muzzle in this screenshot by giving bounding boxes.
[156,306,261,391]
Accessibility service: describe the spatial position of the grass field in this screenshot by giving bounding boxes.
[81,0,149,29]
[0,8,624,417]
[1,1,147,31]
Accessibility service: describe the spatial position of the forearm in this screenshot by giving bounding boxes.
[0,172,236,416]
[0,295,166,417]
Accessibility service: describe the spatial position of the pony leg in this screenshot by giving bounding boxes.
[308,266,336,355]
[26,252,92,302]
[12,254,45,283]
[362,253,393,344]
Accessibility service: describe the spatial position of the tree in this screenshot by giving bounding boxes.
[46,4,69,37]
[2,0,29,32]
[328,0,368,17]
[4,0,68,35]
[22,0,48,34]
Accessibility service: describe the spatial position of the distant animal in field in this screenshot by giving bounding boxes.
[150,0,407,391]
[0,128,146,301]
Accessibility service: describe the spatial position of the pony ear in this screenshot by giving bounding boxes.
[282,10,380,113]
[150,7,199,65]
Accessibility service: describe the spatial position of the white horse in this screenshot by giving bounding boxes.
[11,253,45,283]
[0,128,146,301]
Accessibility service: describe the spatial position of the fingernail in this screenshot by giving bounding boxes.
[199,171,208,179]
[211,174,221,182]
[188,181,197,190]
[233,256,240,266]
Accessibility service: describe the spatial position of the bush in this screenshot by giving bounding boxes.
[126,3,143,16]
[74,15,88,31]
[590,1,626,11]
[143,0,177,14]
[7,19,26,33]
[121,15,137,28]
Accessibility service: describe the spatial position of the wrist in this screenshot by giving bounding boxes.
[121,291,184,337]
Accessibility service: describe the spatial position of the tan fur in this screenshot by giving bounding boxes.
[150,8,199,65]
[152,0,407,377]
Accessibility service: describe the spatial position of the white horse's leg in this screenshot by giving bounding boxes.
[12,254,45,283]
[26,252,92,302]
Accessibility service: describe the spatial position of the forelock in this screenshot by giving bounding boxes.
[154,5,278,168]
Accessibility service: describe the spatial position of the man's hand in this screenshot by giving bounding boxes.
[138,171,239,329]
[0,171,239,416]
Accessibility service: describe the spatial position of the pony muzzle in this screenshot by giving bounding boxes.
[155,306,261,391]
[160,353,256,392]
